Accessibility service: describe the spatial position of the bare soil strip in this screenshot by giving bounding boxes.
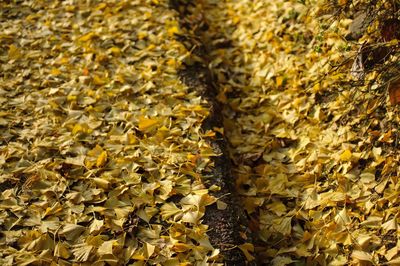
[170,1,251,264]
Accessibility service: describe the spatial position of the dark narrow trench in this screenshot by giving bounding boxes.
[169,1,252,265]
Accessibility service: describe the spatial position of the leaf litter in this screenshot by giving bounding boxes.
[189,0,400,264]
[0,0,222,265]
[3,0,400,265]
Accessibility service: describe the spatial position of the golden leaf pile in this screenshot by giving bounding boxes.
[191,0,400,264]
[0,0,220,265]
[3,0,400,265]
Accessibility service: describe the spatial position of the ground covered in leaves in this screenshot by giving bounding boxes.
[191,0,400,264]
[3,0,400,265]
[0,1,224,265]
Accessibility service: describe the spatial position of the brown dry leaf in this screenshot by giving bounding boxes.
[389,78,400,105]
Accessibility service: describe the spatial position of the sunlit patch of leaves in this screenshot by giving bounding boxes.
[0,0,222,264]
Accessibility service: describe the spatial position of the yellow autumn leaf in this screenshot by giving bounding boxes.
[72,124,90,135]
[388,256,400,265]
[54,242,71,259]
[145,243,155,258]
[97,240,115,256]
[114,73,125,83]
[213,126,224,135]
[267,201,287,216]
[96,2,107,10]
[147,44,156,50]
[131,253,146,260]
[59,224,86,241]
[238,243,255,261]
[232,16,240,24]
[72,245,93,262]
[181,211,201,224]
[167,26,180,36]
[172,243,191,253]
[8,44,21,59]
[58,57,70,65]
[340,149,352,161]
[312,82,321,93]
[273,217,292,236]
[64,5,76,12]
[382,218,397,233]
[43,202,63,217]
[96,150,107,168]
[271,256,295,265]
[126,132,137,144]
[356,234,372,248]
[352,250,373,262]
[138,117,159,132]
[107,47,121,56]
[89,219,104,234]
[137,31,148,40]
[203,130,216,137]
[51,68,61,76]
[67,94,77,101]
[276,76,284,87]
[85,145,106,169]
[166,58,176,66]
[335,208,351,226]
[93,75,107,85]
[93,177,109,189]
[160,202,182,220]
[79,32,96,42]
